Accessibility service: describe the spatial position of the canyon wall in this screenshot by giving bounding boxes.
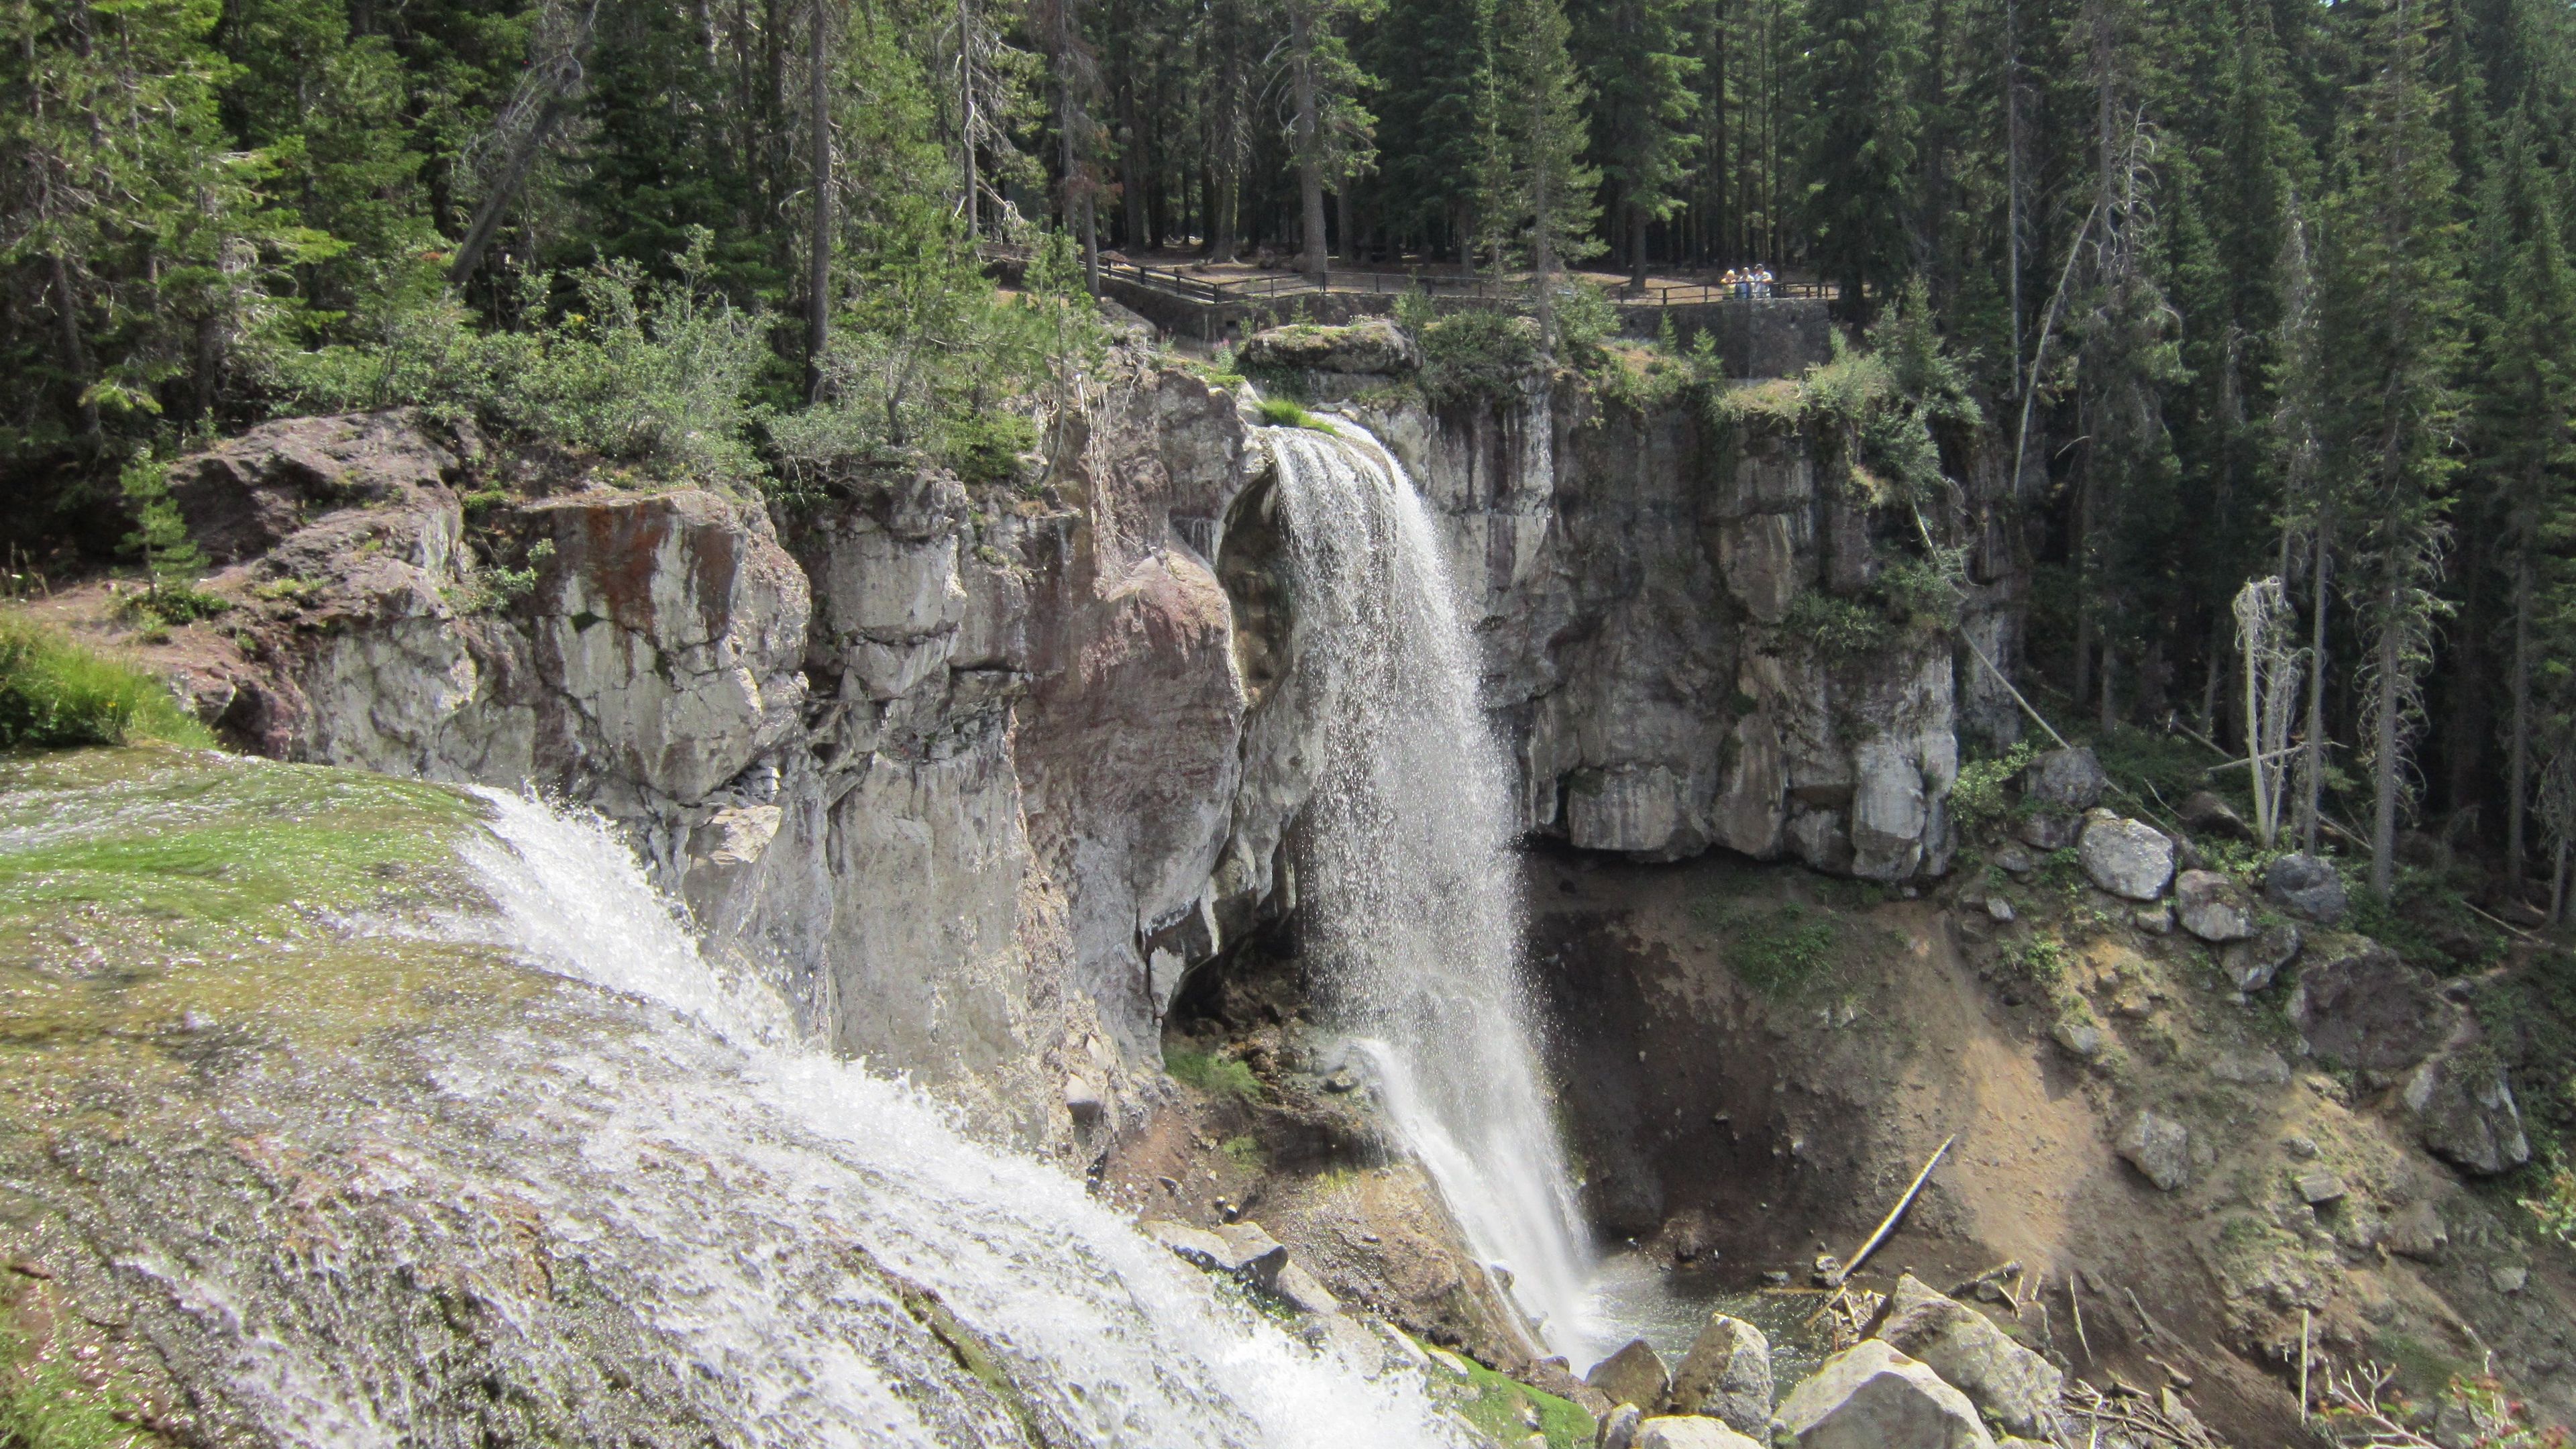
[166,326,1970,1140]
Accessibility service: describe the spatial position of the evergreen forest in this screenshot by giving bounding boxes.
[5,0,2576,912]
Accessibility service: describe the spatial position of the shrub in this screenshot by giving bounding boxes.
[1417,309,1541,405]
[1953,742,2037,836]
[1165,1046,1261,1101]
[263,229,775,486]
[941,411,1040,484]
[0,619,213,749]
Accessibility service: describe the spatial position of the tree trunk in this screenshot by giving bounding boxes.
[2298,529,2330,853]
[959,0,980,238]
[1289,1,1328,282]
[2370,578,2402,898]
[805,0,834,400]
[1629,196,1648,291]
[2508,513,2534,884]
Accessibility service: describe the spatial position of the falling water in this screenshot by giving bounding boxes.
[453,790,1466,1448]
[1260,420,1599,1364]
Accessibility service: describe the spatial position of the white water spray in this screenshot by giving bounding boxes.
[456,790,1466,1448]
[1260,421,1599,1364]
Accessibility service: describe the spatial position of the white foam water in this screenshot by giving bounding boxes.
[1260,421,1599,1365]
[456,789,1466,1448]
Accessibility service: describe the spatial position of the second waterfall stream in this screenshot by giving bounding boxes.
[1258,415,1600,1364]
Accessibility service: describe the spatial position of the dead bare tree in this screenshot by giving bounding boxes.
[447,0,608,286]
[2234,576,2304,847]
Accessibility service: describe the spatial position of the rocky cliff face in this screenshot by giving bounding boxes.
[1356,379,1958,881]
[166,330,1966,1140]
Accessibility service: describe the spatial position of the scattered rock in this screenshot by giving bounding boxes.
[2116,1109,2192,1191]
[2402,1053,2532,1175]
[1589,1338,1674,1415]
[2295,1171,2348,1205]
[1984,896,2015,924]
[1063,1075,1105,1126]
[1525,1356,1615,1417]
[2051,1019,2104,1061]
[1597,1404,1644,1449]
[2290,945,2447,1077]
[2178,790,2249,841]
[1142,1219,1287,1291]
[2023,748,2110,811]
[2132,904,2174,934]
[2017,810,2082,852]
[1994,846,2035,875]
[1635,1418,1765,1449]
[2263,855,2349,926]
[1273,1260,1342,1316]
[1866,1275,2063,1438]
[2172,870,2256,942]
[2220,922,2302,992]
[2208,1048,2290,1086]
[1668,1313,1774,1434]
[1776,1340,1998,1449]
[2080,813,2176,900]
[2491,1266,2528,1295]
[2384,1200,2448,1260]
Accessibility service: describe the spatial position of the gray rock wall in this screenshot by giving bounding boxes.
[183,343,1964,1142]
[1361,383,1957,881]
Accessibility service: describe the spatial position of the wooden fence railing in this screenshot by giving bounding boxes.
[980,244,1836,309]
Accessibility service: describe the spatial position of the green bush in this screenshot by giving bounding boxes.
[1952,742,2037,837]
[1165,1046,1262,1101]
[264,229,775,486]
[1417,309,1542,405]
[941,411,1041,483]
[0,619,212,749]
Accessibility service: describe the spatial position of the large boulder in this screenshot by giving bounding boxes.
[2116,1108,2192,1191]
[2402,1053,2532,1176]
[2289,944,2446,1077]
[166,409,475,564]
[1635,1418,1766,1449]
[2021,748,2110,811]
[2263,854,2349,925]
[1866,1275,2063,1438]
[1776,1340,1997,1449]
[1668,1313,1774,1435]
[1237,318,1422,375]
[2220,921,2303,992]
[2080,812,2176,900]
[1590,1338,1674,1413]
[2173,870,2256,943]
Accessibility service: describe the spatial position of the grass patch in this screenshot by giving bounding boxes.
[1712,902,1845,1002]
[1252,396,1337,432]
[1220,1134,1265,1168]
[1164,1046,1262,1102]
[1453,1351,1594,1448]
[0,620,211,750]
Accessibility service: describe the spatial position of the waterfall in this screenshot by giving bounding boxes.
[1260,421,1599,1365]
[453,790,1463,1448]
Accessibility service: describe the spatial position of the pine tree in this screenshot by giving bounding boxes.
[2469,105,2576,885]
[1487,0,1600,347]
[2317,0,2469,898]
[1572,0,1698,288]
[1794,0,1921,319]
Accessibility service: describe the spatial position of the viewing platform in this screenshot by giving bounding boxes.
[982,246,1838,380]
